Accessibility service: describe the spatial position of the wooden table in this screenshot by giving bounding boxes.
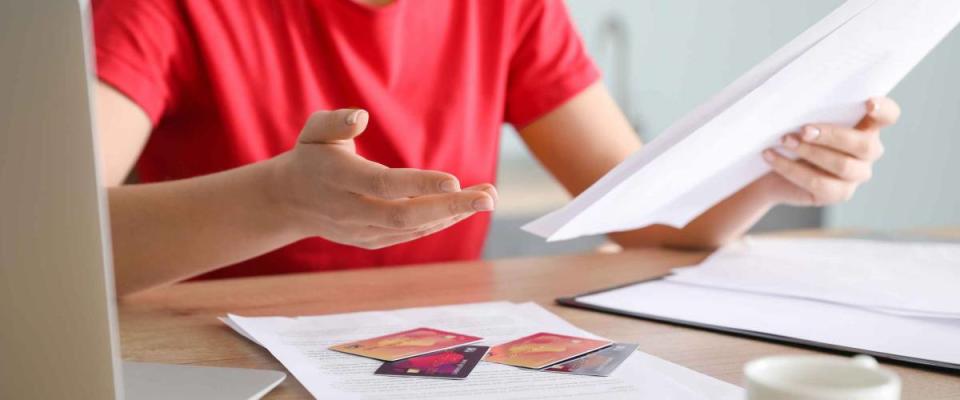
[119,232,960,399]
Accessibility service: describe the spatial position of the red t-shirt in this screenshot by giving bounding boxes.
[93,0,599,278]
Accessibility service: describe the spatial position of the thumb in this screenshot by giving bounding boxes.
[298,109,369,144]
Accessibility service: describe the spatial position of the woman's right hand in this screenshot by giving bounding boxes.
[266,109,497,249]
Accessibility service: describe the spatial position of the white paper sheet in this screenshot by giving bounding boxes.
[223,302,743,400]
[577,281,960,367]
[524,0,960,241]
[666,238,960,317]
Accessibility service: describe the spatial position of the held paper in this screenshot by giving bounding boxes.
[524,0,960,241]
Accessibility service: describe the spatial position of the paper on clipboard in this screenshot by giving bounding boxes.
[570,279,960,370]
[665,237,960,318]
[524,0,960,241]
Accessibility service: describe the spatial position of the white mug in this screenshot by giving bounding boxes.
[745,355,900,400]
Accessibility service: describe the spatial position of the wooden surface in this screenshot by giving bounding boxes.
[119,231,960,399]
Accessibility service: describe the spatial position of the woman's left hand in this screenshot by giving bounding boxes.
[760,97,901,206]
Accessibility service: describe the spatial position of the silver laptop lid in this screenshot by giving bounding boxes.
[0,1,123,398]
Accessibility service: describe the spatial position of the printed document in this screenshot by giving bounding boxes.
[524,0,960,241]
[223,302,742,400]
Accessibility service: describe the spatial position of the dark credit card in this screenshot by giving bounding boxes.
[375,345,489,379]
[542,343,638,376]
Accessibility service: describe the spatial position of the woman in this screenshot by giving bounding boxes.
[93,0,899,295]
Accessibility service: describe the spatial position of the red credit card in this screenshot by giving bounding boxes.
[484,332,612,369]
[329,327,482,361]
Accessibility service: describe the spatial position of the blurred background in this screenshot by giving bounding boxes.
[484,0,960,259]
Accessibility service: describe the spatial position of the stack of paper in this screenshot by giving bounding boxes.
[667,237,960,319]
[576,278,960,369]
[573,237,960,369]
[223,302,743,400]
[524,0,960,241]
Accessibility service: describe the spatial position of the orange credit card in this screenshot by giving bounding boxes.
[329,328,483,361]
[484,332,612,369]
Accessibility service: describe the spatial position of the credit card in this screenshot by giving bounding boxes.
[483,332,612,369]
[542,343,638,376]
[330,327,483,361]
[375,345,489,379]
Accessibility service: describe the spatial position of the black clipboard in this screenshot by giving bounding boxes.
[557,276,960,374]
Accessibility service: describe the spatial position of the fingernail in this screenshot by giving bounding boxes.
[782,135,800,149]
[762,150,775,163]
[472,197,495,212]
[801,126,821,141]
[484,186,499,202]
[868,99,881,116]
[346,109,367,126]
[439,180,459,193]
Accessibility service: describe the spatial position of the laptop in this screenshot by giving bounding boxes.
[0,1,285,398]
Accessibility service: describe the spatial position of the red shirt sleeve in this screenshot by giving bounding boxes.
[504,0,601,129]
[92,0,194,124]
